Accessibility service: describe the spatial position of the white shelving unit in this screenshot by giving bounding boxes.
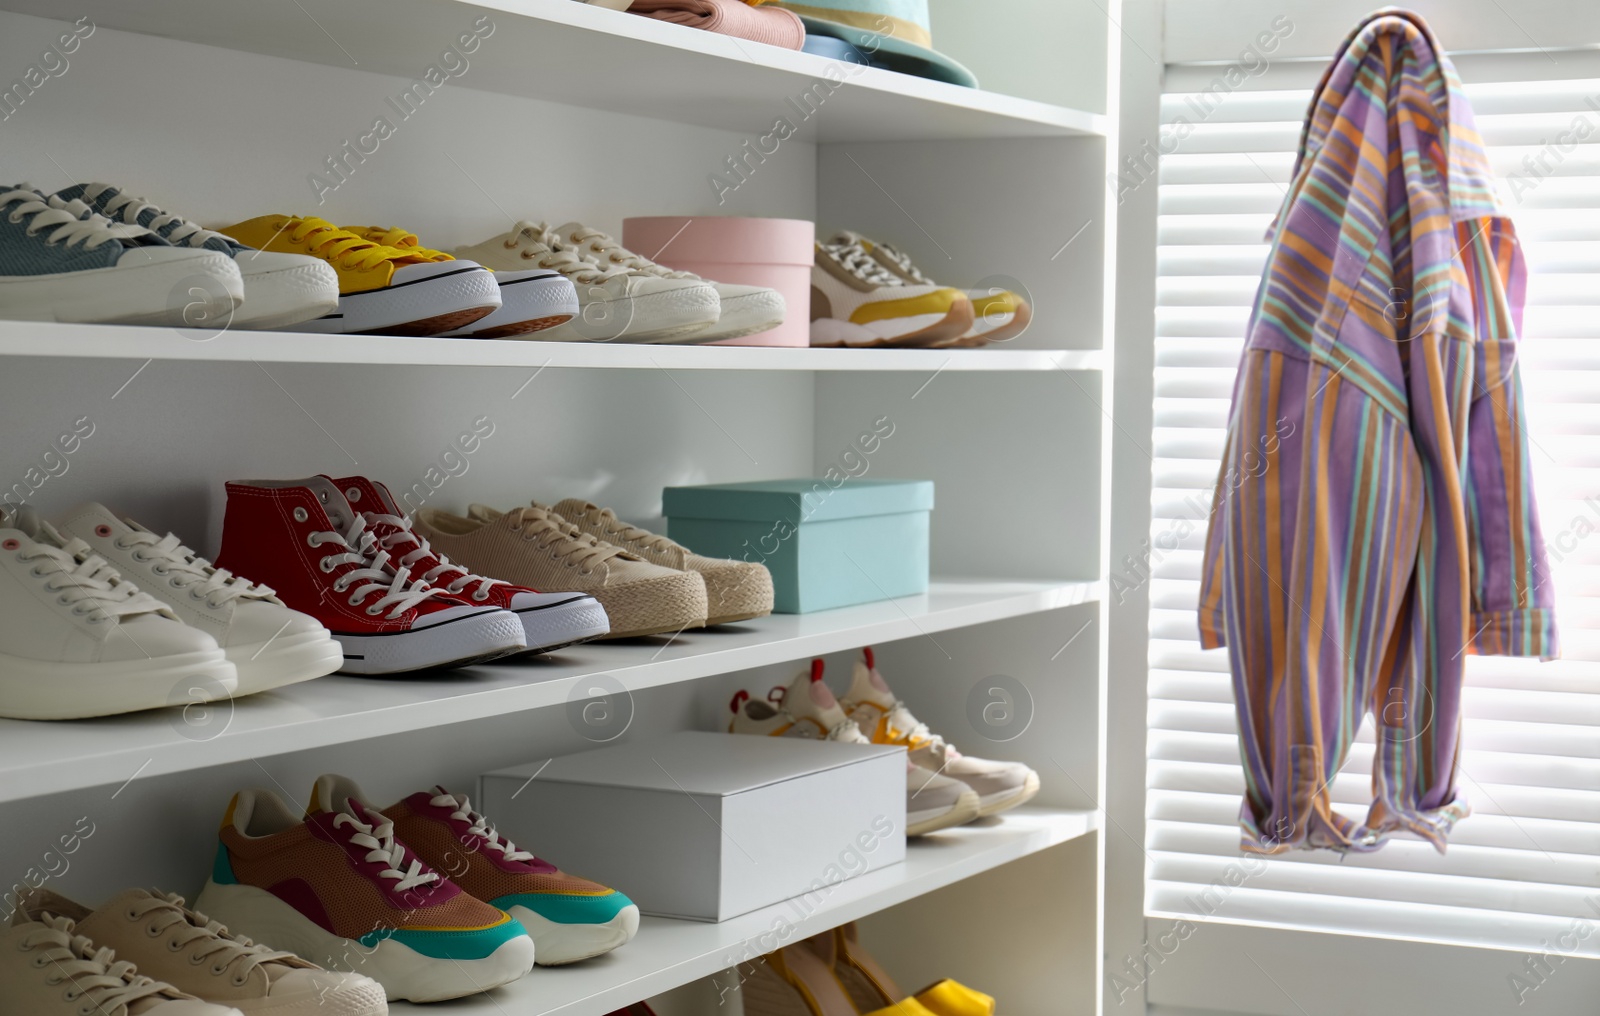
[0,2,1118,1014]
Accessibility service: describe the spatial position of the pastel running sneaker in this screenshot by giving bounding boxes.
[15,888,386,1016]
[835,230,1033,346]
[730,660,981,836]
[195,786,536,1002]
[808,235,972,348]
[58,183,339,330]
[343,225,578,338]
[842,647,1040,818]
[312,774,640,966]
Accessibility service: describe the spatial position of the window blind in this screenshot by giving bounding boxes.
[1147,54,1600,955]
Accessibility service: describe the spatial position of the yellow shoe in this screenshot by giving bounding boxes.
[816,924,997,1016]
[343,225,578,338]
[216,215,500,335]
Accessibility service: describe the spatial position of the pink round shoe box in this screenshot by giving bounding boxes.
[623,216,814,347]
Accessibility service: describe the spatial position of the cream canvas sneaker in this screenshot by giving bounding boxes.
[0,505,236,720]
[454,221,720,343]
[550,222,785,343]
[549,499,773,625]
[16,889,386,1016]
[842,648,1040,817]
[58,504,343,697]
[809,235,972,348]
[2,907,244,1016]
[730,661,981,836]
[414,503,708,638]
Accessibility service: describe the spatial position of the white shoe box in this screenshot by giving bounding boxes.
[479,731,906,922]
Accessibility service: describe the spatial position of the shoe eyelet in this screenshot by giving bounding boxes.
[211,964,226,976]
[62,987,77,1000]
[319,557,336,573]
[94,525,112,538]
[166,939,183,952]
[7,212,22,224]
[348,595,363,607]
[306,533,322,548]
[346,487,362,502]
[170,577,185,589]
[57,594,71,605]
[2,539,18,551]
[152,564,169,575]
[318,490,328,503]
[293,507,309,523]
[365,605,383,616]
[231,974,247,986]
[503,239,517,249]
[521,250,535,260]
[132,550,149,562]
[29,566,45,578]
[145,923,162,937]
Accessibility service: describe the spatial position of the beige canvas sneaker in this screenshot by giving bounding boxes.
[547,500,774,625]
[842,648,1041,817]
[16,889,387,1016]
[730,660,981,836]
[2,906,243,1016]
[414,503,708,639]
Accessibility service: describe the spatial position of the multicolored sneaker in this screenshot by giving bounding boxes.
[312,775,640,966]
[343,226,578,339]
[333,476,611,653]
[842,648,1040,817]
[809,235,972,348]
[195,787,535,1003]
[730,660,981,836]
[16,888,386,1016]
[833,230,1033,346]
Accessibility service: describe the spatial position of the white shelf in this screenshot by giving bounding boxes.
[0,0,1106,143]
[414,806,1097,1016]
[0,321,1103,371]
[0,579,1099,803]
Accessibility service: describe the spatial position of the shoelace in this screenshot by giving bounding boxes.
[307,516,445,619]
[351,226,451,261]
[1,187,127,252]
[287,218,411,272]
[20,913,175,1013]
[767,686,872,744]
[873,241,935,285]
[820,238,904,287]
[129,893,295,986]
[364,512,505,601]
[81,184,233,250]
[332,806,440,894]
[17,535,166,623]
[562,225,698,280]
[504,506,626,574]
[429,790,535,862]
[878,699,954,756]
[116,530,272,609]
[506,221,629,284]
[573,504,678,556]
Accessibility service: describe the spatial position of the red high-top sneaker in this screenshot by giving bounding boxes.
[332,475,611,654]
[216,476,526,674]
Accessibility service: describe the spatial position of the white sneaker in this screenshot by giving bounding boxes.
[730,660,981,836]
[809,235,972,348]
[59,184,340,330]
[552,222,785,342]
[0,505,237,720]
[0,185,243,326]
[455,221,721,343]
[57,503,344,697]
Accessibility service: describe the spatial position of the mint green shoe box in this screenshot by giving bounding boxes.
[663,478,934,613]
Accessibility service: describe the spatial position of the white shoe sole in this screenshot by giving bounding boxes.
[907,787,982,836]
[810,301,975,349]
[293,266,501,336]
[682,288,787,343]
[975,770,1042,818]
[227,629,344,696]
[0,251,243,326]
[335,607,526,675]
[0,648,236,720]
[532,284,720,343]
[233,259,341,330]
[444,272,579,338]
[509,902,640,966]
[509,594,612,654]
[195,881,536,1003]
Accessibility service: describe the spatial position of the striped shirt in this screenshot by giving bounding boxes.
[1197,10,1558,855]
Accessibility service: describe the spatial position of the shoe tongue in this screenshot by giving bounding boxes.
[305,476,360,530]
[783,662,849,728]
[333,475,405,518]
[553,498,601,520]
[309,774,373,821]
[4,505,49,542]
[74,887,159,945]
[554,221,601,248]
[828,229,866,249]
[849,657,897,710]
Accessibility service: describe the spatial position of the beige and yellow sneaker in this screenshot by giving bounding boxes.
[548,499,774,625]
[15,889,386,1016]
[809,235,972,348]
[832,230,1033,347]
[414,503,708,639]
[5,906,240,1016]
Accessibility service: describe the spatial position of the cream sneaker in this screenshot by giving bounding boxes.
[549,499,773,625]
[809,235,972,348]
[454,221,720,343]
[414,503,708,638]
[831,230,1032,346]
[3,907,243,1016]
[730,661,981,836]
[0,506,236,720]
[16,889,387,1016]
[842,648,1041,817]
[57,504,343,697]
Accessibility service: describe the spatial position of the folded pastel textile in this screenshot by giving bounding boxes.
[628,0,806,48]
